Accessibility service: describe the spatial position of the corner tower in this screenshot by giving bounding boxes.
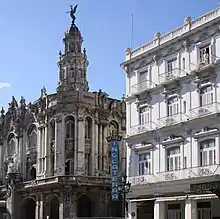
[57,5,89,92]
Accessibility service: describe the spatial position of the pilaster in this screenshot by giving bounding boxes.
[154,200,165,219]
[76,117,85,175]
[127,201,137,219]
[185,199,197,219]
[44,124,48,175]
[99,124,103,171]
[55,115,64,175]
[103,125,108,172]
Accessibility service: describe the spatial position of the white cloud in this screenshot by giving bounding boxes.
[0,83,11,89]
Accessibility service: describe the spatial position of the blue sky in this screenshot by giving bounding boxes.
[0,0,218,109]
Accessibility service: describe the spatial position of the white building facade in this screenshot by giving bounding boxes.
[121,7,220,219]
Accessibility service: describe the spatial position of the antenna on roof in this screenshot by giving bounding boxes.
[130,13,134,50]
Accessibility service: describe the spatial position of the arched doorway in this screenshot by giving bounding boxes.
[21,197,36,219]
[77,195,92,217]
[50,196,59,219]
[45,195,59,219]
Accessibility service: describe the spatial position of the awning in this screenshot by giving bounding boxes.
[130,198,155,202]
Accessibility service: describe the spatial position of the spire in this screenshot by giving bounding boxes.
[57,5,89,92]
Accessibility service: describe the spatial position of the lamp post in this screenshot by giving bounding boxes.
[120,175,131,218]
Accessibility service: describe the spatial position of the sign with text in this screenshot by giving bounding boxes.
[111,139,119,201]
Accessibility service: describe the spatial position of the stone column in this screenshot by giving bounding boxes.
[154,200,165,219]
[99,124,103,171]
[44,125,48,175]
[77,117,85,175]
[127,201,137,219]
[185,199,197,219]
[59,192,64,219]
[55,115,64,175]
[103,125,109,173]
[37,127,42,175]
[35,195,40,219]
[91,119,98,175]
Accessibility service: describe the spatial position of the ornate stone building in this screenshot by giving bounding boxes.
[0,6,126,219]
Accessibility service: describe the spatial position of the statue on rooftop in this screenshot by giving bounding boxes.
[67,5,78,25]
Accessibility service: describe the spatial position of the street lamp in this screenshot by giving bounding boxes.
[120,175,131,218]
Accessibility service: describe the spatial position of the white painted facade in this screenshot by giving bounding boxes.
[122,7,220,219]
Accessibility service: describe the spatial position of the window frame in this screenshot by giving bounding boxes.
[137,151,152,175]
[166,146,181,171]
[199,139,216,166]
[167,95,179,116]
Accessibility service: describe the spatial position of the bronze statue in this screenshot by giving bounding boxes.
[67,5,78,25]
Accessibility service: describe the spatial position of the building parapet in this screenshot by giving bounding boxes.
[125,7,220,61]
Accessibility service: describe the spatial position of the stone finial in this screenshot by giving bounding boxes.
[184,17,192,24]
[154,32,161,39]
[1,107,4,117]
[41,86,47,97]
[122,94,125,101]
[125,48,131,55]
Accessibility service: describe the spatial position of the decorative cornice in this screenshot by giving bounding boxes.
[134,142,154,152]
[194,127,219,139]
[162,135,184,146]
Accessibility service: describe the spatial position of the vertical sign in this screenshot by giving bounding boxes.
[107,135,122,201]
[111,140,119,201]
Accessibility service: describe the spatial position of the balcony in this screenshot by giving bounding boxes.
[129,122,158,136]
[159,68,187,84]
[129,164,220,186]
[130,80,156,96]
[158,113,188,128]
[189,102,220,120]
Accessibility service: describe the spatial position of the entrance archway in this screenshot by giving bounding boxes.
[21,197,36,219]
[77,195,92,217]
[45,195,59,219]
[50,196,59,219]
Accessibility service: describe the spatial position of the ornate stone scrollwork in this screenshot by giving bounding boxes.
[55,116,62,123]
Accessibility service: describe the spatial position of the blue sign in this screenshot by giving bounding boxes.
[111,140,119,201]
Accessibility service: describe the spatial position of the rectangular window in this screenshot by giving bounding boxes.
[200,139,216,166]
[139,106,150,124]
[200,85,214,106]
[166,58,177,79]
[167,96,179,116]
[199,45,210,65]
[138,70,149,92]
[167,146,180,171]
[138,153,151,175]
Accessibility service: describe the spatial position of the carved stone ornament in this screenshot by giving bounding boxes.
[77,116,83,122]
[182,39,190,50]
[55,116,62,123]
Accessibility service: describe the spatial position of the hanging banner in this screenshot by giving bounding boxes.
[111,139,119,201]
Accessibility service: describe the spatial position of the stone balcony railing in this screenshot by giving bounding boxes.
[130,80,156,96]
[189,102,220,119]
[128,7,220,60]
[158,113,189,128]
[159,68,187,84]
[129,164,220,186]
[129,122,158,136]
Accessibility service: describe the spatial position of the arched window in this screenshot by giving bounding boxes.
[65,116,75,139]
[200,139,216,166]
[7,133,15,156]
[85,117,92,139]
[27,125,37,149]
